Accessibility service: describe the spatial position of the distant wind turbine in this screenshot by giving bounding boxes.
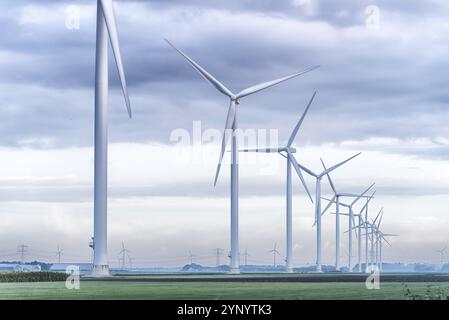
[240,92,317,272]
[324,183,374,272]
[436,247,447,265]
[320,158,374,271]
[92,0,132,276]
[369,211,398,271]
[269,243,280,268]
[289,153,362,272]
[166,38,319,273]
[360,192,376,272]
[118,242,131,270]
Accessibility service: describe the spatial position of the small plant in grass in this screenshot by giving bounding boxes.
[403,283,449,300]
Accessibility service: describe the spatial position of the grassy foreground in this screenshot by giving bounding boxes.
[0,281,448,300]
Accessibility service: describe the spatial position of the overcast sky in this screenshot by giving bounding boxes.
[0,0,448,267]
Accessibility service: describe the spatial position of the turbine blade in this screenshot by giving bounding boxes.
[236,65,320,99]
[99,0,132,118]
[288,156,317,177]
[287,151,313,203]
[321,195,336,216]
[165,39,233,98]
[287,91,317,147]
[350,183,375,206]
[358,190,376,215]
[320,158,337,194]
[373,208,383,225]
[214,100,237,186]
[338,193,363,197]
[352,215,358,239]
[321,152,361,177]
[343,225,361,233]
[377,211,384,228]
[381,235,392,247]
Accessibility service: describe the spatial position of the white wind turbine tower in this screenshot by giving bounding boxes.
[436,247,447,265]
[368,210,390,270]
[346,190,376,273]
[360,192,376,272]
[354,212,365,272]
[92,0,132,276]
[320,159,375,271]
[365,209,382,270]
[269,243,281,268]
[372,211,383,269]
[348,194,376,273]
[373,214,398,271]
[337,209,364,272]
[240,92,317,272]
[338,210,361,272]
[289,153,362,272]
[323,184,374,272]
[166,39,319,273]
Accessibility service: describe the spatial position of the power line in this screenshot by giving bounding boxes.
[55,246,63,264]
[17,244,28,264]
[212,248,224,266]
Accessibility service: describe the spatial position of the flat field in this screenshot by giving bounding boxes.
[0,273,448,300]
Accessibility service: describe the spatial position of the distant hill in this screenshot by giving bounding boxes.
[181,263,231,272]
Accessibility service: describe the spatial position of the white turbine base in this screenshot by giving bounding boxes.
[316,265,322,273]
[229,267,241,274]
[91,264,111,277]
[286,267,294,273]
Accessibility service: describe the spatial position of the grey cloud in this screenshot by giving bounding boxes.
[0,0,448,157]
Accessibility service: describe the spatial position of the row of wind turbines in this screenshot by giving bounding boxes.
[163,41,400,273]
[88,0,397,276]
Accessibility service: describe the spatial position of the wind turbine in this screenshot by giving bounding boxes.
[240,92,316,272]
[118,242,131,270]
[323,183,374,272]
[289,153,362,272]
[436,247,447,265]
[370,211,398,271]
[366,211,381,270]
[92,0,132,276]
[166,39,319,274]
[269,243,280,268]
[347,205,378,273]
[360,192,376,272]
[320,160,375,271]
[55,246,63,264]
[371,211,384,269]
[352,194,376,273]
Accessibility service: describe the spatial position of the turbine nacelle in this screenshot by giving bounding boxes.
[281,147,297,154]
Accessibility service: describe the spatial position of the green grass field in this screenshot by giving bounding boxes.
[1,280,448,300]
